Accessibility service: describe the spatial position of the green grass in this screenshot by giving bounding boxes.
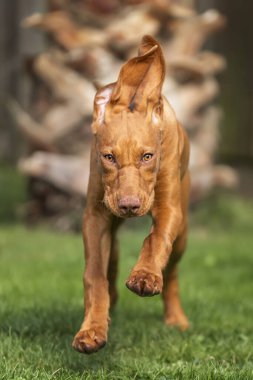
[0,164,26,223]
[0,167,253,379]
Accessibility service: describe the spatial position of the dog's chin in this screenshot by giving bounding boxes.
[109,207,149,219]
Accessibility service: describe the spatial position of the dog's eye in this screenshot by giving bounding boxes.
[103,154,115,163]
[142,153,153,162]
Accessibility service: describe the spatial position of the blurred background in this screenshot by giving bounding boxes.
[0,0,252,229]
[0,1,253,378]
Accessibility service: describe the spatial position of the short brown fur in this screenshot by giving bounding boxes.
[72,36,190,354]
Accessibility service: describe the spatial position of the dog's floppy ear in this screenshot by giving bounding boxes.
[91,83,115,134]
[110,35,165,112]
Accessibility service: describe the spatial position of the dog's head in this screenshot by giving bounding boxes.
[92,36,167,218]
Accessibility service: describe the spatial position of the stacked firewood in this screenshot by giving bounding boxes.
[11,0,238,230]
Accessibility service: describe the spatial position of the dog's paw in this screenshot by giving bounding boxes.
[126,270,163,297]
[72,327,107,354]
[165,312,190,331]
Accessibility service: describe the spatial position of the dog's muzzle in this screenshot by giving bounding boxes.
[118,196,141,216]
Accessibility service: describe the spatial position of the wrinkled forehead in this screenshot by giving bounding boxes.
[96,110,160,149]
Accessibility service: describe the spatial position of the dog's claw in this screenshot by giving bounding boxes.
[72,328,107,354]
[126,270,163,297]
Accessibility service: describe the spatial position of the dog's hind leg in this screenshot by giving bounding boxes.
[162,170,190,330]
[162,226,189,331]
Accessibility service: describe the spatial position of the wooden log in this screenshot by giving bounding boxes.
[41,103,83,139]
[8,97,86,149]
[168,51,226,82]
[166,79,219,128]
[105,7,160,51]
[19,152,90,195]
[192,107,221,159]
[18,151,239,205]
[126,0,196,19]
[8,99,56,151]
[22,11,107,49]
[33,52,95,115]
[190,165,239,203]
[63,46,122,83]
[166,9,226,57]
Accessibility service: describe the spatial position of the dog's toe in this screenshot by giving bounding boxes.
[72,328,107,354]
[126,270,162,297]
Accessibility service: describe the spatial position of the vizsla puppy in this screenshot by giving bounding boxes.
[72,35,190,354]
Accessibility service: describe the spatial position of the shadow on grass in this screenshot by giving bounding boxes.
[1,292,252,376]
[1,299,191,372]
[1,299,165,335]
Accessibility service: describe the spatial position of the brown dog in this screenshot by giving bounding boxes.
[72,35,190,354]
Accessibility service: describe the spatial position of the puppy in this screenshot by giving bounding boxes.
[73,35,190,354]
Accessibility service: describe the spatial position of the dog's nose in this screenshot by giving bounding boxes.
[118,196,141,215]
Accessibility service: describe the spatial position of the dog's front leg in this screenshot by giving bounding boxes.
[126,176,183,297]
[72,209,112,354]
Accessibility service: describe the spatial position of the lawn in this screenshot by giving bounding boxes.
[0,167,253,379]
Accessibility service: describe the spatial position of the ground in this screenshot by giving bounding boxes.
[0,166,253,380]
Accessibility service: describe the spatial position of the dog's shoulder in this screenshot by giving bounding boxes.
[162,96,189,177]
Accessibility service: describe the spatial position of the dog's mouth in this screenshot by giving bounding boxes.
[118,207,146,219]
